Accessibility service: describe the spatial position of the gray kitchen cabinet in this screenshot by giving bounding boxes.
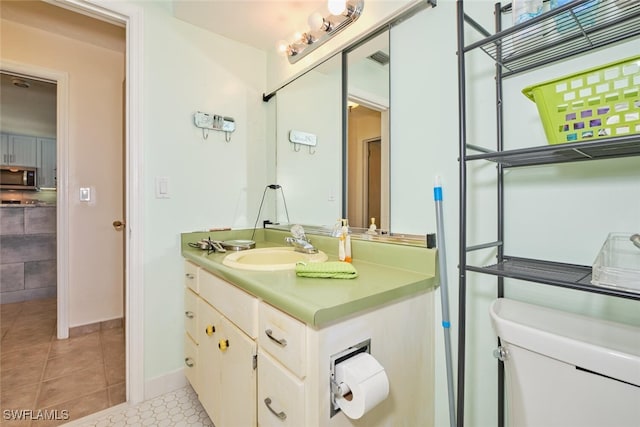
[1,133,56,188]
[37,138,56,188]
[1,134,37,166]
[0,134,6,163]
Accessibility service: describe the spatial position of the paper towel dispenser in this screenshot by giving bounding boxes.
[329,339,390,419]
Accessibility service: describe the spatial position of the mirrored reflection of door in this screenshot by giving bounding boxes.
[366,137,381,226]
[347,104,383,229]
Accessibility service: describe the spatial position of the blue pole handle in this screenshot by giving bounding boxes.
[434,186,443,201]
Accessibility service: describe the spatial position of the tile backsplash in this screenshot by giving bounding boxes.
[0,189,57,205]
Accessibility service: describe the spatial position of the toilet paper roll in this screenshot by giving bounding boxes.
[335,352,389,419]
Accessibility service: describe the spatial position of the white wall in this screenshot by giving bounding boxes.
[138,1,267,382]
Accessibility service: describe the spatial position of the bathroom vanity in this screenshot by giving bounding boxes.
[181,228,438,427]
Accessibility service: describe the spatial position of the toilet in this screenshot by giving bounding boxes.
[490,298,640,427]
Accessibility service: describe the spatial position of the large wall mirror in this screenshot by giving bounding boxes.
[274,31,390,231]
[346,30,389,230]
[275,55,343,226]
[272,1,430,235]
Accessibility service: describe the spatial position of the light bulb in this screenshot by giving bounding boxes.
[308,12,324,31]
[276,40,290,56]
[328,0,346,15]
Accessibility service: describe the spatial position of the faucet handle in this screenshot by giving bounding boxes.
[290,224,306,240]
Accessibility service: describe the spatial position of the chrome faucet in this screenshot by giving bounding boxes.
[285,225,318,254]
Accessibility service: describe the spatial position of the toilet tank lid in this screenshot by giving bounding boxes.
[490,298,640,387]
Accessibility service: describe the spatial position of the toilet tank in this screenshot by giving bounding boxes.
[490,298,640,427]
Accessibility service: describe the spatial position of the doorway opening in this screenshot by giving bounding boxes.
[0,67,126,425]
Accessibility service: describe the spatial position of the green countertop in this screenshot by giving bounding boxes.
[181,228,438,328]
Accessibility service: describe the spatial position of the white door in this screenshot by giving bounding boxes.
[219,316,257,427]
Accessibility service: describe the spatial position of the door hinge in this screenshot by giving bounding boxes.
[253,354,257,370]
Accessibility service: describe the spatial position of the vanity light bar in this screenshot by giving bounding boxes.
[285,0,364,64]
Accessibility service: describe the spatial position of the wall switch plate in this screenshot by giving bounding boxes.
[155,177,170,199]
[80,187,91,202]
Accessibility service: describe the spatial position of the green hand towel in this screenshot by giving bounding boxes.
[295,261,358,279]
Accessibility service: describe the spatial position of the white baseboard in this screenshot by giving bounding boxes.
[144,368,188,401]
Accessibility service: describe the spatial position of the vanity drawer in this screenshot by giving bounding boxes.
[184,288,198,343]
[184,334,199,395]
[258,350,305,427]
[199,269,258,339]
[259,301,306,378]
[184,261,199,293]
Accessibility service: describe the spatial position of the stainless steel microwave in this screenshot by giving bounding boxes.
[0,166,38,190]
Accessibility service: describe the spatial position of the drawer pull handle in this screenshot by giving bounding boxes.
[265,329,287,347]
[185,311,195,319]
[184,357,194,368]
[185,273,195,279]
[205,325,215,336]
[218,339,229,351]
[264,397,287,420]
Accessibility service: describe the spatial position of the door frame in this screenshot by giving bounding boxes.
[29,0,144,404]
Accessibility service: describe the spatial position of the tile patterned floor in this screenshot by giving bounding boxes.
[0,298,125,426]
[79,385,212,427]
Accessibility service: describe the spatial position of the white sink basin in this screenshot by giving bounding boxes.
[222,247,328,271]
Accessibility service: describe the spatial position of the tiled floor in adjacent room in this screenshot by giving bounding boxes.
[0,298,125,426]
[1,298,212,427]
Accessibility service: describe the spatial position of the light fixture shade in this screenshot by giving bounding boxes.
[282,0,364,64]
[308,12,324,30]
[328,0,346,15]
[276,40,290,56]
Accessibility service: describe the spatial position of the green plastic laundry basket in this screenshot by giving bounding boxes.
[522,55,640,145]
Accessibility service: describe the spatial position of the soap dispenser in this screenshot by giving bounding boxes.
[338,232,346,262]
[343,219,352,263]
[337,219,352,262]
[367,217,377,235]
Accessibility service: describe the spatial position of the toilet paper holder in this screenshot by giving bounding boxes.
[329,338,371,418]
